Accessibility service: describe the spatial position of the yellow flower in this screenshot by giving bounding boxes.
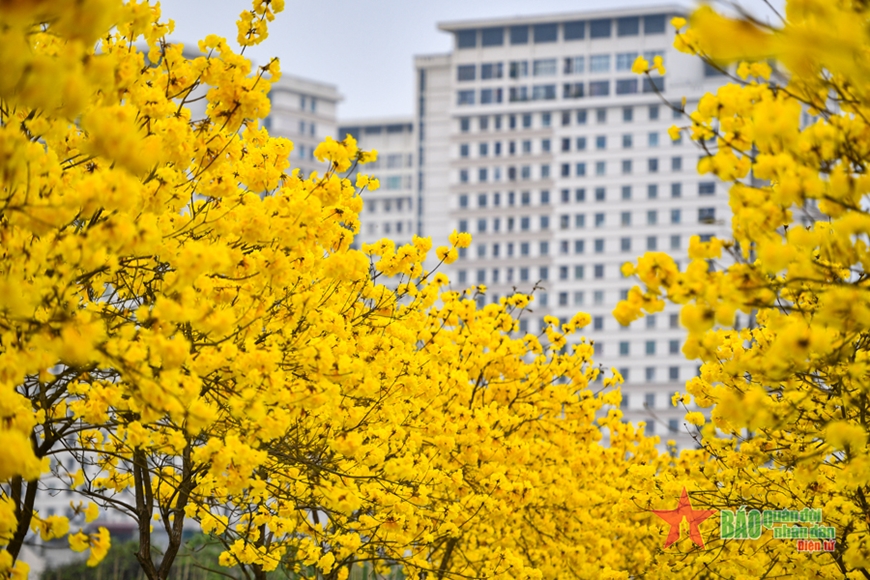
[685,412,706,427]
[631,56,650,74]
[667,125,682,141]
[671,16,687,29]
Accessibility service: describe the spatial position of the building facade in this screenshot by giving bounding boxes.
[412,5,733,451]
[337,118,417,248]
[267,74,341,178]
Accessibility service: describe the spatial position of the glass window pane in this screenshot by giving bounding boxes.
[510,25,529,44]
[533,23,558,43]
[481,27,504,46]
[589,18,611,38]
[457,30,477,48]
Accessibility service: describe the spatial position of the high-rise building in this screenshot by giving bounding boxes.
[337,118,417,248]
[412,5,734,451]
[267,74,341,178]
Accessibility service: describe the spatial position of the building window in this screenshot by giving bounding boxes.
[589,18,611,38]
[649,104,660,120]
[541,164,550,178]
[643,77,666,93]
[575,188,586,202]
[480,88,503,104]
[573,290,585,305]
[541,190,550,204]
[621,159,632,174]
[520,217,530,230]
[460,118,471,132]
[671,209,681,224]
[533,23,558,43]
[594,187,606,201]
[622,134,633,148]
[646,340,656,355]
[672,182,682,197]
[560,215,570,230]
[561,163,570,177]
[460,144,469,158]
[699,182,716,195]
[481,28,504,47]
[621,211,631,226]
[616,52,639,71]
[539,241,549,255]
[457,64,476,81]
[595,212,605,226]
[669,366,679,381]
[577,137,587,150]
[459,169,469,183]
[564,56,585,74]
[577,109,588,124]
[699,207,716,223]
[520,242,530,255]
[645,14,666,34]
[510,25,529,44]
[574,239,585,253]
[520,267,530,281]
[576,162,587,176]
[595,135,606,150]
[648,184,658,199]
[540,216,550,229]
[621,237,631,251]
[669,339,680,354]
[670,234,681,249]
[589,81,610,96]
[539,266,549,280]
[616,78,638,94]
[619,341,630,356]
[647,210,657,225]
[575,215,586,230]
[565,20,585,40]
[457,29,477,48]
[617,16,640,36]
[457,90,475,105]
[478,168,488,182]
[561,137,571,152]
[523,113,532,128]
[593,316,604,330]
[532,84,557,100]
[481,62,504,79]
[594,238,605,253]
[621,186,631,200]
[561,111,571,126]
[671,156,683,171]
[595,161,606,175]
[646,236,657,250]
[594,264,604,278]
[648,158,659,173]
[623,107,633,122]
[521,191,531,205]
[509,61,529,78]
[559,291,569,305]
[596,108,606,123]
[574,265,585,280]
[533,58,557,76]
[590,54,611,72]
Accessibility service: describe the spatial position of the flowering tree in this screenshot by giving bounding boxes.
[618,1,870,577]
[0,2,667,580]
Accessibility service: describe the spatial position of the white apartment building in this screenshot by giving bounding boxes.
[413,5,734,451]
[267,74,341,177]
[337,118,417,248]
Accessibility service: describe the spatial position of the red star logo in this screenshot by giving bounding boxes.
[652,487,715,548]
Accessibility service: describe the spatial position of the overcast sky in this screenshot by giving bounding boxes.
[161,0,783,121]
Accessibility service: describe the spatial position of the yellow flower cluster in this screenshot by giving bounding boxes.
[0,2,675,580]
[615,1,870,576]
